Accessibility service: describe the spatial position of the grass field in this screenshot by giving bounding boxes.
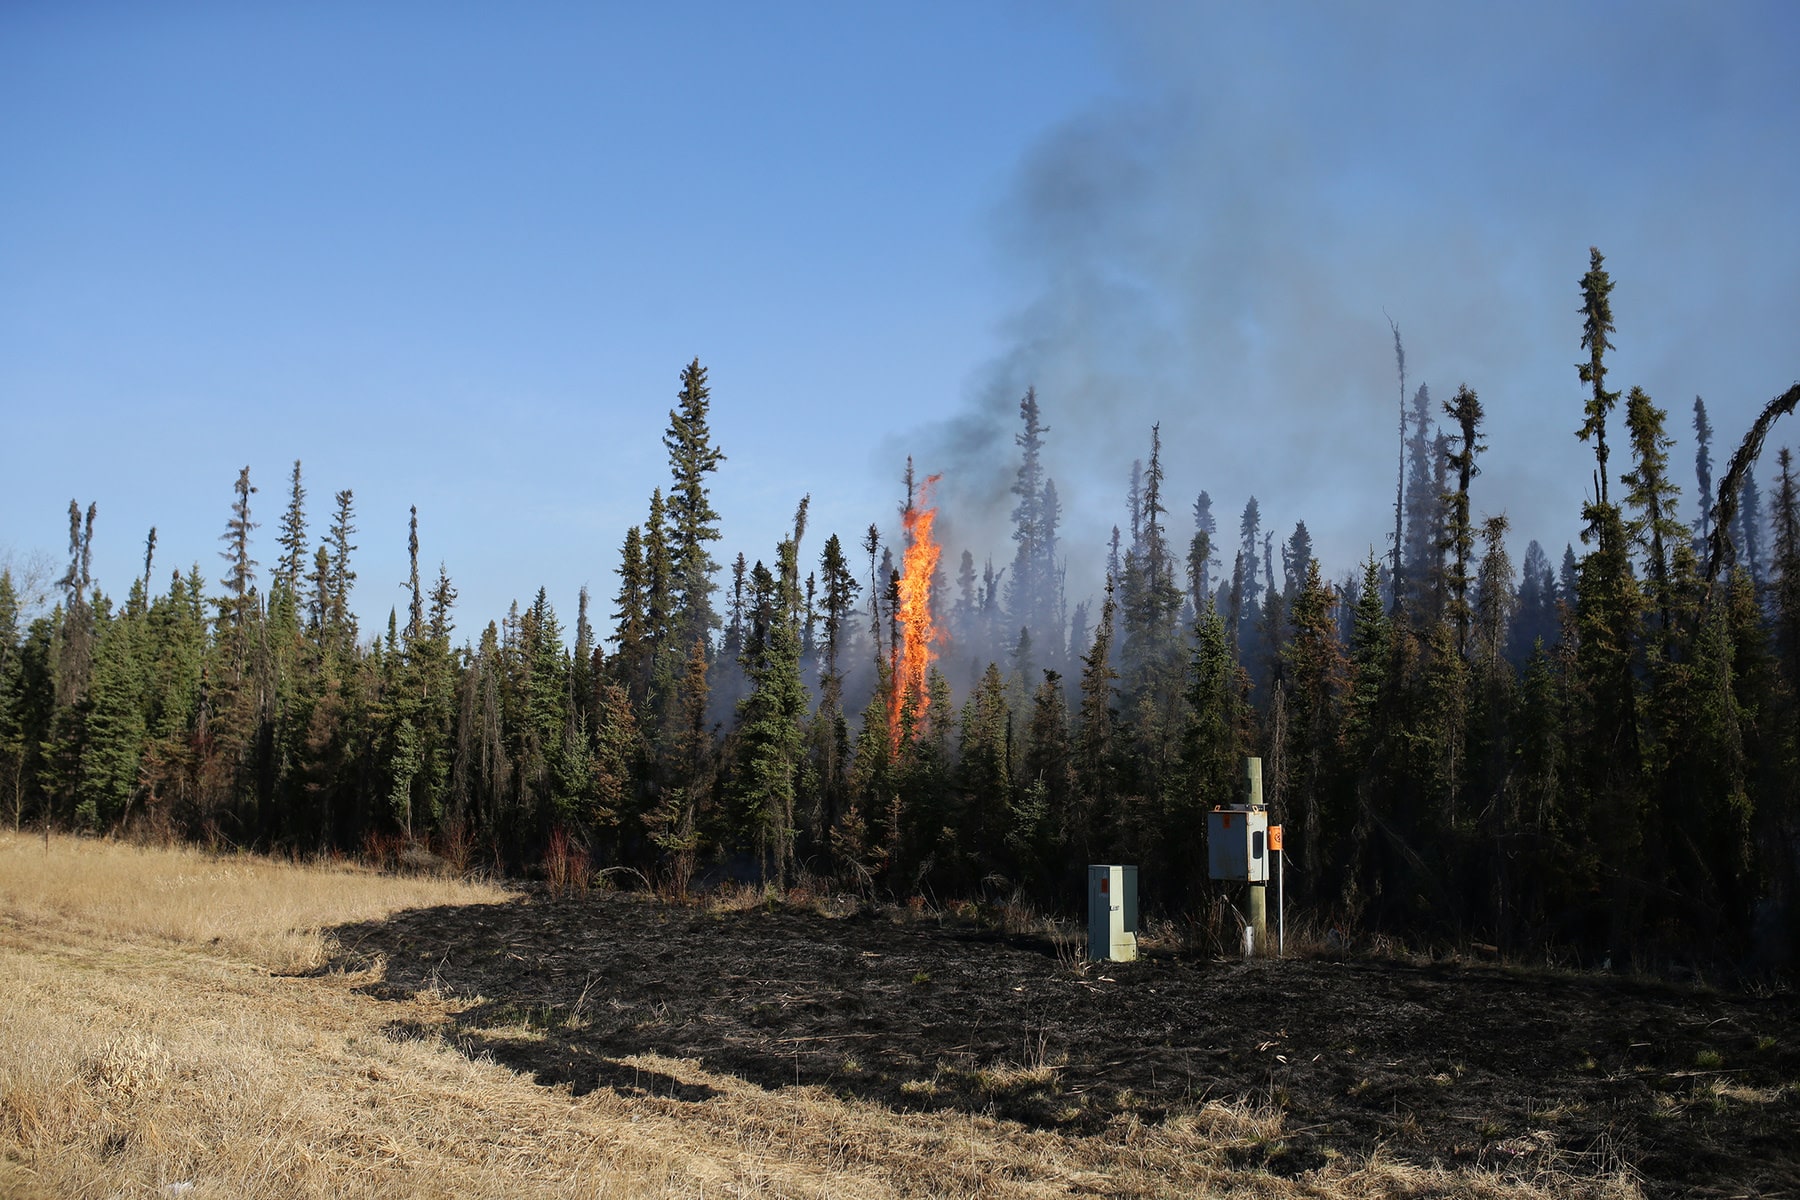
[0,832,1649,1198]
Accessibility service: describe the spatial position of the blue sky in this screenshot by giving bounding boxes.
[4,2,1798,644]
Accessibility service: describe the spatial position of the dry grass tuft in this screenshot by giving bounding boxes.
[702,879,776,913]
[83,1031,174,1100]
[1168,1095,1287,1145]
[971,1061,1062,1098]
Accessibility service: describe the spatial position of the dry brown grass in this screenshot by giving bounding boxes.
[0,830,511,973]
[0,832,1644,1199]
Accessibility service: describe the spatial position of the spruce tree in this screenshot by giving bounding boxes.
[1691,573,1757,910]
[955,662,1013,883]
[1736,467,1767,591]
[1065,600,1090,687]
[75,587,152,831]
[1342,557,1392,781]
[731,503,811,888]
[1467,515,1517,861]
[274,460,308,608]
[55,500,97,709]
[1283,523,1314,606]
[1340,556,1394,914]
[1040,479,1065,665]
[1189,491,1219,615]
[1118,427,1188,809]
[811,533,861,846]
[571,585,593,716]
[459,622,513,850]
[1693,398,1715,550]
[1576,246,1621,507]
[1126,460,1144,558]
[641,629,700,887]
[409,563,459,841]
[587,675,640,850]
[139,528,157,605]
[664,359,727,654]
[1401,383,1440,609]
[1441,384,1485,656]
[610,525,650,708]
[218,466,261,661]
[1176,600,1250,896]
[12,613,56,829]
[1622,386,1684,637]
[138,567,208,828]
[1073,580,1119,856]
[1390,318,1408,588]
[1281,559,1345,885]
[520,588,568,825]
[427,565,456,642]
[1018,669,1074,894]
[404,507,424,644]
[1472,516,1515,674]
[1238,497,1262,618]
[818,534,860,699]
[1006,388,1051,640]
[39,510,95,824]
[1559,545,1580,610]
[722,552,748,664]
[1511,540,1560,665]
[326,489,359,654]
[1570,247,1646,958]
[643,489,675,703]
[1224,551,1246,664]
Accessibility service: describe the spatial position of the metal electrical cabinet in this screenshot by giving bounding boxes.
[1087,864,1138,962]
[1207,807,1270,883]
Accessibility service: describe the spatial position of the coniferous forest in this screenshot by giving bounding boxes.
[5,248,1799,972]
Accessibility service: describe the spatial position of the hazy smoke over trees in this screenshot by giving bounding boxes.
[906,5,1795,634]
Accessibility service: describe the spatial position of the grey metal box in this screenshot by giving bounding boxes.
[1087,864,1138,962]
[1207,807,1269,883]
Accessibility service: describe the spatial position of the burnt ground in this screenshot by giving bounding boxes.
[324,891,1800,1198]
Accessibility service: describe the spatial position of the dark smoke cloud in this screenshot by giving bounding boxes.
[901,3,1800,619]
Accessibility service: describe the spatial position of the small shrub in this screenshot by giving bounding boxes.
[360,829,403,871]
[542,828,590,898]
[436,819,475,874]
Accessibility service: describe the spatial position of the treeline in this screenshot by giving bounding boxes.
[3,251,1798,968]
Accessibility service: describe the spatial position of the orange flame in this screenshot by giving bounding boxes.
[889,472,944,755]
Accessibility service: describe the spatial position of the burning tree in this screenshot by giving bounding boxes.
[889,464,945,757]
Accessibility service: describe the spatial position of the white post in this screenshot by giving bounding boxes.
[1278,846,1285,958]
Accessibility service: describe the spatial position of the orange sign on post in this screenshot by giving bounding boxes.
[1268,824,1283,852]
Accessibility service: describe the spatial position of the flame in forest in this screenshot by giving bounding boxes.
[889,472,945,755]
